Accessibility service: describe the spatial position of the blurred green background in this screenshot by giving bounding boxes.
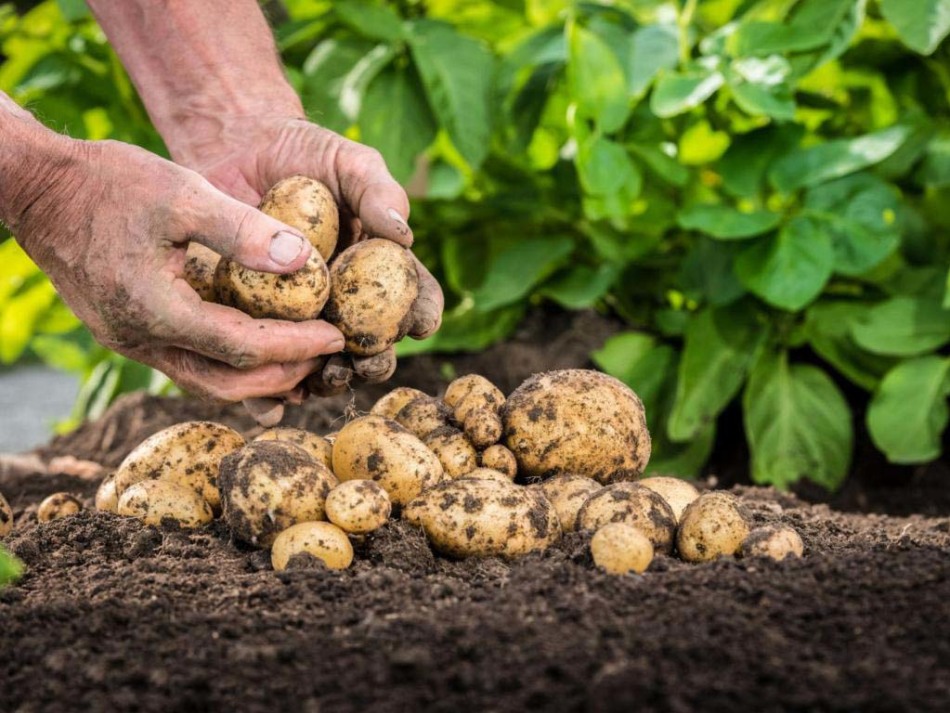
[0,0,948,490]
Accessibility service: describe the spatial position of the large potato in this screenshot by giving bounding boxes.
[215,250,330,321]
[114,421,245,513]
[370,387,429,420]
[219,441,339,547]
[503,370,651,484]
[404,478,560,558]
[677,492,750,563]
[117,480,213,528]
[254,427,332,469]
[325,480,392,534]
[332,415,443,506]
[0,491,12,538]
[259,175,340,260]
[576,483,676,555]
[323,239,419,356]
[537,474,602,532]
[37,493,82,523]
[271,521,353,571]
[183,243,221,302]
[639,476,700,523]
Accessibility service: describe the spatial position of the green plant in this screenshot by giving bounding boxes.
[0,545,23,586]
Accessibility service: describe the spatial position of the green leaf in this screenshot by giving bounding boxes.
[668,302,767,441]
[732,0,856,55]
[396,303,525,356]
[867,356,950,463]
[567,24,630,133]
[646,423,716,478]
[56,0,90,22]
[677,204,781,240]
[945,267,950,309]
[576,135,642,199]
[627,24,680,99]
[743,350,853,490]
[679,238,747,306]
[850,296,950,356]
[0,546,23,587]
[769,125,912,193]
[726,55,795,121]
[650,64,724,118]
[735,216,834,311]
[539,263,620,309]
[335,0,405,42]
[917,130,950,188]
[338,43,396,122]
[804,301,896,391]
[0,280,58,363]
[30,334,88,372]
[879,0,950,55]
[717,124,804,199]
[592,333,675,423]
[471,236,575,312]
[628,144,689,187]
[301,39,376,132]
[409,20,494,168]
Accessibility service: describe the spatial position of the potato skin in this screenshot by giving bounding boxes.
[332,416,443,506]
[323,239,419,356]
[423,427,478,479]
[37,493,83,523]
[455,467,513,484]
[215,250,331,321]
[591,523,654,574]
[183,243,221,302]
[219,441,339,547]
[676,492,751,563]
[113,421,245,513]
[254,427,332,469]
[370,387,429,420]
[395,397,452,441]
[639,476,700,523]
[95,474,119,513]
[117,481,213,528]
[503,370,651,484]
[537,474,602,532]
[480,445,517,479]
[271,521,353,571]
[1,491,13,537]
[260,176,340,261]
[576,483,676,555]
[444,375,505,449]
[325,480,392,534]
[741,525,804,561]
[404,478,560,558]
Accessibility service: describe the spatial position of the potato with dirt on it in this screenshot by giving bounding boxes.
[503,369,651,484]
[183,242,221,302]
[325,480,392,534]
[37,493,83,523]
[254,427,333,469]
[479,444,517,479]
[404,477,560,558]
[423,426,478,478]
[323,238,419,356]
[741,524,804,561]
[576,483,676,555]
[444,374,505,449]
[332,415,443,506]
[591,523,654,575]
[677,492,751,563]
[536,474,602,533]
[113,421,245,513]
[219,441,339,547]
[95,474,119,513]
[370,387,429,420]
[259,175,340,260]
[639,476,700,523]
[271,521,354,571]
[395,397,452,441]
[455,467,514,484]
[0,491,13,538]
[117,480,213,528]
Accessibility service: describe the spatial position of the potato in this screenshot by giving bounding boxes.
[37,493,83,523]
[444,374,505,449]
[395,397,452,440]
[639,476,700,523]
[677,492,751,563]
[0,491,13,538]
[741,525,804,561]
[455,467,514,484]
[183,243,221,302]
[219,441,339,547]
[259,175,340,260]
[323,238,419,356]
[254,427,332,469]
[480,444,517,478]
[537,474,602,532]
[332,415,443,506]
[271,521,353,571]
[423,427,478,478]
[215,250,331,321]
[370,387,429,420]
[325,480,392,534]
[576,483,676,555]
[591,523,654,575]
[503,370,651,483]
[404,478,560,558]
[95,474,119,513]
[114,421,245,513]
[117,480,213,528]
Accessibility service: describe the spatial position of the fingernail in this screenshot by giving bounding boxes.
[387,208,408,227]
[269,231,306,266]
[329,337,345,351]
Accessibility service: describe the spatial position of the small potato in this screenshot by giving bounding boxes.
[423,427,478,478]
[95,474,119,513]
[1,491,13,538]
[456,467,514,484]
[444,374,505,449]
[677,492,751,563]
[37,493,83,523]
[480,444,517,478]
[741,525,804,561]
[324,239,419,356]
[271,521,354,571]
[370,387,429,420]
[503,370,651,483]
[576,483,676,555]
[404,478,560,558]
[325,480,392,534]
[259,175,340,260]
[215,250,331,321]
[117,480,213,528]
[395,397,452,440]
[219,441,339,547]
[183,242,221,302]
[591,523,654,574]
[114,421,245,513]
[639,476,700,523]
[538,474,602,533]
[254,427,332,469]
[332,415,443,506]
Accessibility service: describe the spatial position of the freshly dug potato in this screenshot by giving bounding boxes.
[423,427,478,478]
[215,250,331,321]
[395,397,452,440]
[677,492,751,563]
[444,374,506,449]
[37,493,82,523]
[95,474,119,513]
[254,427,332,469]
[404,478,560,558]
[219,441,339,547]
[591,523,654,575]
[741,525,804,561]
[576,483,676,555]
[113,421,245,513]
[503,370,651,483]
[117,481,213,528]
[639,476,700,523]
[332,416,443,506]
[323,238,419,356]
[538,474,602,533]
[456,467,514,484]
[325,480,392,534]
[271,521,353,571]
[183,243,221,302]
[0,491,13,538]
[259,175,340,260]
[370,387,429,420]
[480,444,517,478]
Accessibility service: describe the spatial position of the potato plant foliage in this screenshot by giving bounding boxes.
[0,0,948,488]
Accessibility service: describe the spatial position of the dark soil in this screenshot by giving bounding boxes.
[3,309,950,712]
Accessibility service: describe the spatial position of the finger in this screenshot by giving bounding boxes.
[407,255,444,339]
[352,348,397,384]
[243,398,285,427]
[338,144,413,246]
[304,354,353,397]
